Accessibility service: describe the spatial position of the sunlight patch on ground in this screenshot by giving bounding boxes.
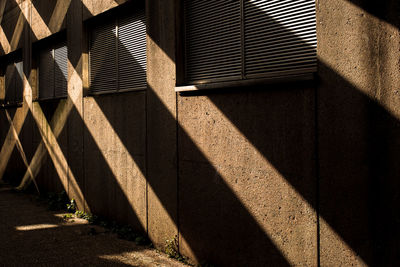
[15,224,59,231]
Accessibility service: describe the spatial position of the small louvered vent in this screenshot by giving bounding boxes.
[90,6,146,94]
[184,0,317,85]
[39,40,68,100]
[118,9,147,91]
[244,0,317,78]
[185,0,242,83]
[54,41,68,97]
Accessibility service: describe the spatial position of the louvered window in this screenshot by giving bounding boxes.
[3,59,23,105]
[38,40,68,100]
[89,7,146,94]
[184,0,317,85]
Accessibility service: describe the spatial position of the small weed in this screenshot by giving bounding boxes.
[74,210,96,223]
[165,235,188,263]
[66,199,76,213]
[72,210,151,246]
[29,190,154,252]
[63,213,74,219]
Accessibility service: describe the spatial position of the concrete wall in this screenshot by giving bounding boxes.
[0,0,398,266]
[83,92,147,231]
[177,86,317,266]
[317,0,400,265]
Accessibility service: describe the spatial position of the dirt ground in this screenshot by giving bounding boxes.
[0,183,187,266]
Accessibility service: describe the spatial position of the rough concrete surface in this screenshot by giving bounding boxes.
[83,92,147,232]
[0,183,186,267]
[177,85,317,266]
[146,0,178,248]
[0,1,24,55]
[317,0,400,265]
[82,0,129,21]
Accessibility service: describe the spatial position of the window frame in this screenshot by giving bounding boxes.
[0,49,23,107]
[86,2,147,96]
[175,0,317,92]
[33,31,68,102]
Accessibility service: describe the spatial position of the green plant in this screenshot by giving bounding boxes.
[165,235,188,263]
[63,213,74,219]
[66,199,76,213]
[72,210,151,246]
[32,190,154,250]
[74,210,96,222]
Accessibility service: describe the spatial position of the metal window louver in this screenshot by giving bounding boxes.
[4,63,16,103]
[14,61,23,102]
[185,0,242,83]
[54,41,68,98]
[39,40,68,100]
[90,7,146,94]
[39,46,55,99]
[118,9,147,91]
[90,21,117,93]
[4,60,23,104]
[184,0,317,84]
[244,0,317,78]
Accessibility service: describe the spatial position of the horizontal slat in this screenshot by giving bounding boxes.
[14,61,23,102]
[244,0,317,78]
[185,0,242,82]
[246,66,317,77]
[246,48,316,61]
[186,1,239,20]
[39,47,54,99]
[187,14,240,34]
[246,16,315,34]
[187,63,243,73]
[187,73,243,82]
[187,31,242,50]
[90,20,117,93]
[246,19,315,35]
[246,55,317,68]
[245,3,315,19]
[187,48,242,62]
[54,41,68,98]
[4,63,16,103]
[246,62,317,74]
[118,8,147,91]
[246,41,316,56]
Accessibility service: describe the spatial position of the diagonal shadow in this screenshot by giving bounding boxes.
[0,0,24,55]
[89,1,305,265]
[17,0,148,235]
[118,0,399,265]
[174,1,400,266]
[34,2,291,265]
[0,106,33,186]
[0,186,155,266]
[346,0,399,29]
[1,0,399,266]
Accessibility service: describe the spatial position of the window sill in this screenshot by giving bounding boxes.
[34,96,68,102]
[0,102,23,108]
[86,87,147,97]
[175,73,315,92]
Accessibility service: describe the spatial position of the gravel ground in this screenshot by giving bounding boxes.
[0,183,187,266]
